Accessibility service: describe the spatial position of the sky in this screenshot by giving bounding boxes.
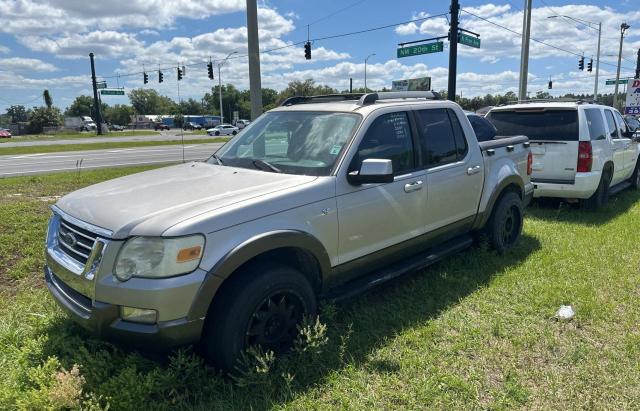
[0,0,639,113]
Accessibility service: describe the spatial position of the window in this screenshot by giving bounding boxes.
[613,111,629,138]
[604,110,619,139]
[468,115,497,142]
[350,112,414,175]
[486,109,578,141]
[584,108,607,141]
[416,108,467,167]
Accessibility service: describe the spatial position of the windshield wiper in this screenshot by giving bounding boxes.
[253,159,282,173]
[212,153,224,165]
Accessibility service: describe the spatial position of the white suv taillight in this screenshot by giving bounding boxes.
[577,141,592,173]
[527,151,533,175]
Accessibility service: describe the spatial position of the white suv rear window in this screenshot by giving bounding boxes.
[487,109,578,141]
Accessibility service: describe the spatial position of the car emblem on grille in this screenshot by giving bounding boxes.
[60,231,78,247]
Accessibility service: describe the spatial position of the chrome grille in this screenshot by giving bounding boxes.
[57,218,99,264]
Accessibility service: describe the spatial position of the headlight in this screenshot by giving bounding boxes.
[114,235,205,281]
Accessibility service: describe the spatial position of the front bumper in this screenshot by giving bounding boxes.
[45,265,203,349]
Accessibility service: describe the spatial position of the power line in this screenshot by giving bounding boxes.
[307,0,369,26]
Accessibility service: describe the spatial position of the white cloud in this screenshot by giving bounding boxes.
[1,57,58,72]
[463,4,511,18]
[21,30,144,59]
[0,45,9,53]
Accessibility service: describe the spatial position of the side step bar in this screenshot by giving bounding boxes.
[608,181,631,196]
[324,234,473,303]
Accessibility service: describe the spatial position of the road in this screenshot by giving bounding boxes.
[0,142,224,177]
[0,131,218,147]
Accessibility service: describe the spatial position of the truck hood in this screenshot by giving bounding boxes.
[55,162,317,238]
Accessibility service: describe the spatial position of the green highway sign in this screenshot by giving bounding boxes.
[605,79,628,85]
[458,33,481,48]
[96,81,107,89]
[397,41,444,58]
[100,89,125,95]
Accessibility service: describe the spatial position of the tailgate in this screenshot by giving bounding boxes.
[530,140,578,182]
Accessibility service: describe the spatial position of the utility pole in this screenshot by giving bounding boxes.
[364,53,375,92]
[349,77,353,93]
[217,51,237,124]
[594,22,602,101]
[89,53,103,135]
[447,0,459,101]
[635,48,640,79]
[246,0,263,120]
[614,23,630,110]
[518,0,532,101]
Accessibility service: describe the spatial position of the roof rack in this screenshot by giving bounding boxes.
[502,98,597,106]
[280,91,440,107]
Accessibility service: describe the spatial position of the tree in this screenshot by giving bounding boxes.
[6,105,28,123]
[178,98,205,115]
[64,95,94,117]
[28,106,61,133]
[276,79,337,105]
[128,89,176,115]
[103,104,134,125]
[43,90,53,109]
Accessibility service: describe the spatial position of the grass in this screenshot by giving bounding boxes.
[1,130,161,142]
[1,167,640,409]
[0,138,228,156]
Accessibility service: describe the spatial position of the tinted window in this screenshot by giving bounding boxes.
[416,108,466,167]
[487,109,578,141]
[584,108,607,141]
[449,110,468,158]
[468,114,496,142]
[614,111,628,138]
[604,110,619,139]
[351,112,414,174]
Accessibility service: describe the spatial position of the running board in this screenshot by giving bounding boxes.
[324,234,473,303]
[609,181,631,196]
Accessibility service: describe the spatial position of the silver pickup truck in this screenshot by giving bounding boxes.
[45,92,533,370]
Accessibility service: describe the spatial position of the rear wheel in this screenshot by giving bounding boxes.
[202,264,316,372]
[215,131,220,136]
[232,130,237,135]
[630,160,640,190]
[581,169,611,210]
[486,191,523,254]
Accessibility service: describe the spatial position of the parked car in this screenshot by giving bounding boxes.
[624,115,640,133]
[154,123,170,131]
[0,128,11,138]
[82,122,97,132]
[207,124,239,136]
[183,122,202,130]
[44,91,532,371]
[234,119,250,129]
[466,112,498,142]
[487,101,640,209]
[109,124,125,131]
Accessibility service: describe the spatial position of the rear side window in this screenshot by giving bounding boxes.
[584,108,606,140]
[468,115,497,142]
[614,111,629,138]
[416,108,467,167]
[487,109,578,141]
[604,110,619,139]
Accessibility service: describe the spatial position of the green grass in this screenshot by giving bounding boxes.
[1,130,161,142]
[1,168,640,409]
[0,138,228,156]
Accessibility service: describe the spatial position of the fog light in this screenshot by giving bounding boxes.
[120,306,157,324]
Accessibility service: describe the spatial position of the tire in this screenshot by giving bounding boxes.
[232,130,237,135]
[486,191,523,254]
[202,264,316,372]
[581,169,611,210]
[630,160,640,190]
[215,131,220,136]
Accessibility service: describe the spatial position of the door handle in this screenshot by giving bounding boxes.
[404,180,423,193]
[467,165,481,175]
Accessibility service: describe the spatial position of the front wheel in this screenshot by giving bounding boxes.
[630,160,640,190]
[232,130,237,135]
[202,264,316,372]
[486,191,523,254]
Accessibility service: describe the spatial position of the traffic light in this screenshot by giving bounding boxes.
[158,70,163,83]
[578,56,584,71]
[548,80,553,89]
[143,72,148,84]
[177,67,183,81]
[207,62,214,79]
[587,59,593,72]
[304,41,311,60]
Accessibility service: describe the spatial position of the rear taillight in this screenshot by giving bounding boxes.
[577,141,592,173]
[527,151,533,175]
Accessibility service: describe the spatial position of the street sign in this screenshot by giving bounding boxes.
[397,41,444,58]
[100,89,125,95]
[96,81,107,89]
[392,77,432,91]
[605,79,628,85]
[624,78,640,115]
[458,33,481,48]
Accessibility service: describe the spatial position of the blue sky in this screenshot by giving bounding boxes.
[0,0,639,113]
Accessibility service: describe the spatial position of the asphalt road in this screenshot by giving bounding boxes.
[0,130,216,147]
[0,142,224,177]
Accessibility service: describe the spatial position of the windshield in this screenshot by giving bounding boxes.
[211,111,361,176]
[487,109,578,141]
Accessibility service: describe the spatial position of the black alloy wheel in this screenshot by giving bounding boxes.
[245,291,305,353]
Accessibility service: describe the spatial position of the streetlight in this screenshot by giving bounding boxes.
[364,53,375,92]
[218,51,238,124]
[548,15,601,100]
[614,23,630,110]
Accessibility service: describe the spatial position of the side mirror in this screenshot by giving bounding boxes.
[347,158,394,185]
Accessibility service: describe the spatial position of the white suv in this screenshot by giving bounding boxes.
[487,101,640,208]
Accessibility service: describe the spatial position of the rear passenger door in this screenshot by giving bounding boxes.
[415,108,484,232]
[613,110,636,178]
[604,109,626,185]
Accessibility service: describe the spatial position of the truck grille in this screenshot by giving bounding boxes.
[57,218,99,265]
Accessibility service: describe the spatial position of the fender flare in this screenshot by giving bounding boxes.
[187,230,331,321]
[474,174,524,229]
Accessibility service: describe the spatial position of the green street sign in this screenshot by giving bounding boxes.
[458,33,481,48]
[397,41,444,58]
[605,79,628,85]
[100,89,125,95]
[96,81,107,89]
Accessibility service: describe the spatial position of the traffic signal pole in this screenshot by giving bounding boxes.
[89,52,103,135]
[447,0,459,101]
[518,0,532,101]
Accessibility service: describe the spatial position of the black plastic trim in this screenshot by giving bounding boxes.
[479,135,529,151]
[531,178,575,184]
